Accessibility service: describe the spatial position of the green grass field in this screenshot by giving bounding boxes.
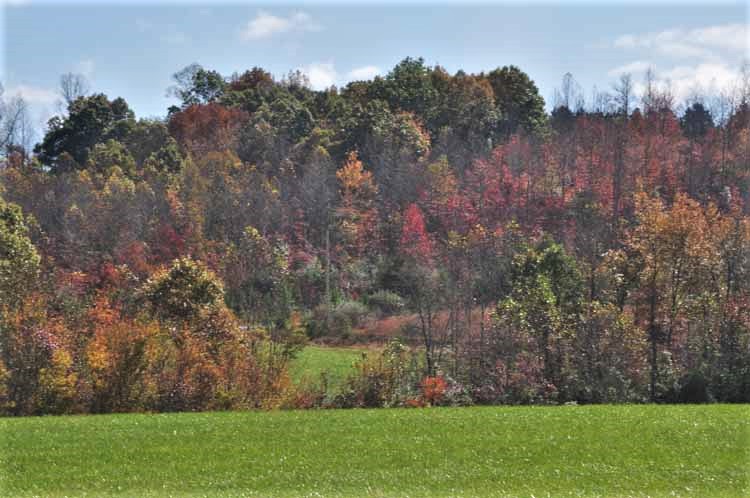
[1,405,747,497]
[289,345,369,389]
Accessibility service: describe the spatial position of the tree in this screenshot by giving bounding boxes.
[509,239,583,385]
[570,302,647,402]
[168,103,247,158]
[485,65,546,136]
[681,102,713,140]
[223,226,292,327]
[382,57,438,121]
[36,94,135,171]
[399,203,433,261]
[236,96,313,171]
[553,72,584,113]
[59,72,90,107]
[336,151,378,260]
[168,63,226,109]
[354,103,430,210]
[141,257,224,325]
[430,73,498,172]
[85,296,157,413]
[0,198,40,308]
[0,296,77,415]
[397,203,446,375]
[86,139,136,177]
[613,74,634,116]
[0,89,34,155]
[482,267,563,405]
[619,193,717,400]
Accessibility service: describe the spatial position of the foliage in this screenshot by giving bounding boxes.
[141,257,224,325]
[2,57,750,413]
[365,290,405,316]
[0,198,40,308]
[168,63,226,109]
[35,94,135,171]
[334,339,419,408]
[485,65,547,136]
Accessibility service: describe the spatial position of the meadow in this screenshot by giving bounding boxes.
[1,404,747,497]
[288,345,367,389]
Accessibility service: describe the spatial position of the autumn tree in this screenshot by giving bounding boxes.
[36,94,135,171]
[617,193,718,400]
[485,65,546,137]
[336,151,378,261]
[0,198,40,308]
[168,63,226,109]
[168,103,247,158]
[141,257,224,326]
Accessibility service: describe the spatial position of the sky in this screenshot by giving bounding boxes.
[1,0,748,141]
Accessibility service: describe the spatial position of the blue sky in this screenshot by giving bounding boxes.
[1,1,748,139]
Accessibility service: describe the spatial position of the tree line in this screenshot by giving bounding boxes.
[0,58,748,414]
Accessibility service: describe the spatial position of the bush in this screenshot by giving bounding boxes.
[305,301,370,340]
[365,290,405,316]
[421,376,447,405]
[329,340,419,408]
[679,371,711,404]
[442,378,474,407]
[334,301,370,328]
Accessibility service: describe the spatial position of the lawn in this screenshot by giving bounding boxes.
[1,405,747,497]
[288,345,370,389]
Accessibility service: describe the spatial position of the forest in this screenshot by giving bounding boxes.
[0,57,748,415]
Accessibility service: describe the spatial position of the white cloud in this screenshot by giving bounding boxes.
[608,60,652,77]
[240,11,318,41]
[662,62,742,100]
[614,23,748,61]
[4,84,57,105]
[301,62,337,90]
[691,23,749,53]
[347,65,381,80]
[296,63,384,89]
[631,62,743,104]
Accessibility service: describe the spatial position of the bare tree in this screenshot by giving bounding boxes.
[588,85,613,114]
[739,59,750,105]
[642,68,656,113]
[2,94,25,149]
[0,88,35,162]
[554,72,584,111]
[59,72,90,107]
[14,98,36,155]
[613,73,633,116]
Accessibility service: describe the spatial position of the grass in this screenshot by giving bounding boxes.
[288,345,369,389]
[1,405,748,497]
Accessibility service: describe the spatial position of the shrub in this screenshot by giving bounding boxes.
[333,301,370,328]
[679,371,711,404]
[331,340,418,408]
[86,297,158,413]
[442,378,474,407]
[0,296,77,415]
[305,301,370,340]
[365,290,405,316]
[141,257,224,325]
[421,376,447,405]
